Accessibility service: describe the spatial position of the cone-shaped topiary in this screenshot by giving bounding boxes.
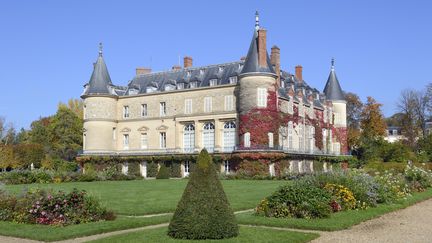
[156,165,170,179]
[168,149,239,239]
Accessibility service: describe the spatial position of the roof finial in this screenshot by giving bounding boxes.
[255,11,260,30]
[99,42,103,57]
[331,57,335,70]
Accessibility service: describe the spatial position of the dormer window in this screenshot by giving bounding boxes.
[165,84,175,91]
[200,69,205,75]
[129,89,139,95]
[209,79,217,86]
[238,63,243,70]
[146,86,157,93]
[229,76,237,84]
[187,71,192,77]
[190,82,197,88]
[218,66,224,72]
[177,83,184,90]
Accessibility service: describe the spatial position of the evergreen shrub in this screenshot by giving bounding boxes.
[156,165,170,179]
[168,149,238,239]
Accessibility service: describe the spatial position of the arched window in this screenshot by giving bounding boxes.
[183,124,195,153]
[202,122,215,152]
[222,121,236,152]
[244,132,251,148]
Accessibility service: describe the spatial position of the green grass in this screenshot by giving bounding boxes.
[5,180,286,215]
[0,215,171,242]
[237,188,432,231]
[89,226,319,243]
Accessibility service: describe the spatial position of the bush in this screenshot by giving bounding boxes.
[235,160,269,178]
[168,149,238,239]
[324,183,356,211]
[147,162,158,177]
[256,180,332,219]
[156,165,170,179]
[404,165,432,192]
[0,188,115,225]
[170,162,182,178]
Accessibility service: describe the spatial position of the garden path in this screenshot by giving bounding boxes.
[312,197,432,243]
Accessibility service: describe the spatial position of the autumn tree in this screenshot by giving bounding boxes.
[360,96,387,141]
[345,92,363,150]
[397,90,422,147]
[58,99,83,120]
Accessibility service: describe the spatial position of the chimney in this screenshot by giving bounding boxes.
[257,29,267,67]
[271,45,281,84]
[172,65,181,71]
[136,67,152,75]
[184,56,193,68]
[295,65,303,82]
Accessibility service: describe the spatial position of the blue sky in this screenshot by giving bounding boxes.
[0,0,431,129]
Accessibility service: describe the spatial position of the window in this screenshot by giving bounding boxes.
[268,132,274,148]
[229,76,237,84]
[184,161,190,177]
[281,81,285,88]
[141,104,147,117]
[83,105,87,119]
[244,132,251,148]
[141,133,148,149]
[288,101,294,114]
[123,106,129,118]
[177,83,184,90]
[204,97,212,113]
[184,99,192,114]
[123,134,129,150]
[190,82,197,88]
[200,69,205,75]
[323,129,327,152]
[160,102,166,116]
[298,124,304,151]
[257,88,267,107]
[288,122,293,149]
[129,89,138,95]
[146,86,157,93]
[224,160,230,174]
[334,143,340,155]
[392,129,398,135]
[223,121,236,152]
[112,128,116,140]
[83,133,86,150]
[202,122,215,152]
[299,104,304,117]
[218,66,224,72]
[310,126,315,153]
[183,124,195,153]
[224,95,234,111]
[209,79,217,86]
[165,84,175,91]
[159,132,166,149]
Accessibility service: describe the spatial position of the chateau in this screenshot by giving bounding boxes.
[80,13,348,177]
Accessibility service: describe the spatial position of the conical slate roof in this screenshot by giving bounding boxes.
[240,13,275,75]
[84,45,113,95]
[323,60,344,101]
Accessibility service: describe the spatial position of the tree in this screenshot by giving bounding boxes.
[58,99,83,120]
[397,90,421,147]
[0,145,15,170]
[168,149,238,239]
[345,92,363,150]
[48,106,83,161]
[360,97,387,141]
[28,117,52,150]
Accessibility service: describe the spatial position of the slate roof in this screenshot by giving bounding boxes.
[83,49,113,96]
[240,28,275,74]
[323,62,345,101]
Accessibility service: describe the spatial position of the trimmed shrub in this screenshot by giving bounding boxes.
[156,165,170,179]
[256,180,332,219]
[235,160,269,178]
[170,162,182,178]
[128,162,142,177]
[168,149,238,239]
[147,163,159,177]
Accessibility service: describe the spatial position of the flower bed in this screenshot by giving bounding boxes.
[255,165,432,219]
[0,186,115,226]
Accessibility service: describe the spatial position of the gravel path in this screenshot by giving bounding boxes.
[313,198,432,243]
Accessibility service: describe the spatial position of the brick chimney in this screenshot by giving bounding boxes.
[295,65,303,82]
[172,65,181,71]
[257,29,267,67]
[184,56,193,68]
[136,67,152,75]
[271,45,280,84]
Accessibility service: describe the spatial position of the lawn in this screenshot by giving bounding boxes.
[89,226,319,243]
[236,187,432,231]
[5,179,286,215]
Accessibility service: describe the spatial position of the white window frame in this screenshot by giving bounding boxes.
[204,97,212,113]
[222,121,236,152]
[268,132,274,148]
[177,83,184,90]
[202,122,215,152]
[288,122,293,149]
[183,124,195,153]
[141,104,148,117]
[141,133,148,149]
[123,106,129,118]
[184,161,190,177]
[184,99,193,114]
[244,132,251,148]
[160,102,166,117]
[190,82,197,88]
[257,88,267,107]
[224,95,234,111]
[229,76,237,84]
[224,160,230,174]
[288,101,294,114]
[123,134,129,150]
[159,132,167,149]
[209,79,217,86]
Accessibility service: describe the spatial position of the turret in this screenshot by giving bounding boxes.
[323,58,347,154]
[81,43,118,153]
[238,12,278,148]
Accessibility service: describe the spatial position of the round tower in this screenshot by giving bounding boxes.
[81,44,118,153]
[238,12,278,148]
